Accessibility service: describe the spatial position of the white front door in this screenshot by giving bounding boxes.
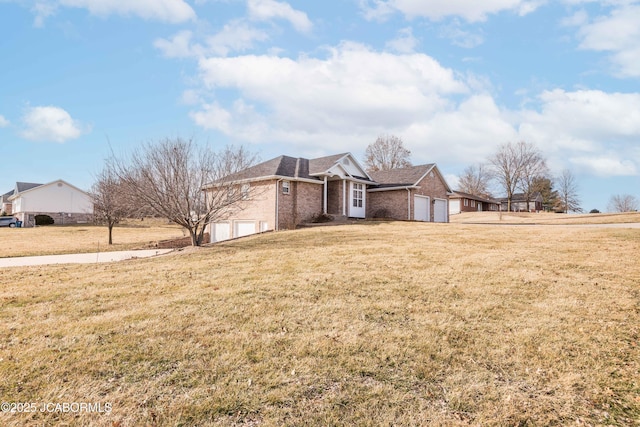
[349,182,366,218]
[414,195,430,221]
[434,199,448,223]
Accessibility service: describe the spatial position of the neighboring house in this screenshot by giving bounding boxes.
[203,152,452,243]
[498,192,544,212]
[449,191,501,214]
[3,180,93,227]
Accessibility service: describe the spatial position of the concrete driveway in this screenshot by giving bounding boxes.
[0,249,174,268]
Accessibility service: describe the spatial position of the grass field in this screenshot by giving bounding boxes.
[0,219,185,258]
[1,221,639,426]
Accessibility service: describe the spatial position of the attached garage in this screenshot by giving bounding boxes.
[211,222,230,243]
[434,199,448,223]
[414,195,430,222]
[234,220,257,238]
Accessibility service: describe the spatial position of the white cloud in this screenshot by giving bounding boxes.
[0,115,10,127]
[21,106,87,143]
[438,20,485,48]
[247,0,313,33]
[572,4,640,77]
[155,22,270,58]
[360,0,543,22]
[193,42,467,147]
[32,2,58,27]
[516,89,640,175]
[570,155,637,176]
[57,0,196,23]
[385,27,419,53]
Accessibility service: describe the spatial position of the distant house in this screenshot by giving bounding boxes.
[3,180,93,227]
[203,152,452,242]
[449,191,501,214]
[498,192,543,212]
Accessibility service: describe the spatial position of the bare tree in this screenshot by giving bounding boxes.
[607,194,639,213]
[90,160,134,245]
[457,163,492,197]
[556,169,582,213]
[364,135,412,172]
[113,138,258,246]
[489,141,545,212]
[518,147,548,209]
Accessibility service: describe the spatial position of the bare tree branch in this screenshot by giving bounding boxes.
[457,163,492,197]
[608,194,638,213]
[489,141,546,212]
[556,169,583,213]
[111,138,258,246]
[364,135,412,172]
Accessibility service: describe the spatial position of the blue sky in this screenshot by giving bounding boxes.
[1,0,639,212]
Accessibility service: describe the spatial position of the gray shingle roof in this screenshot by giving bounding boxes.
[16,182,43,192]
[217,155,320,183]
[368,164,435,187]
[451,190,500,204]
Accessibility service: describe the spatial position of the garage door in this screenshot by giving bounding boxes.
[434,199,447,223]
[234,221,256,238]
[211,222,230,243]
[414,195,430,222]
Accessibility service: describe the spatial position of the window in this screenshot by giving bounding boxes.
[471,200,476,207]
[352,183,363,208]
[241,184,250,200]
[282,180,290,194]
[464,199,468,207]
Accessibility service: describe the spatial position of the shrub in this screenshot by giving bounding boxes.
[35,214,55,226]
[589,209,600,214]
[312,213,334,223]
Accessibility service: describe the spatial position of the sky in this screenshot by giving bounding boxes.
[1,0,639,212]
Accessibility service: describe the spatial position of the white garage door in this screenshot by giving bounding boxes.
[414,195,430,222]
[234,221,256,238]
[211,222,230,243]
[434,199,448,223]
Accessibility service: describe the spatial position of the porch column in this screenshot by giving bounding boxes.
[342,179,346,216]
[323,176,328,214]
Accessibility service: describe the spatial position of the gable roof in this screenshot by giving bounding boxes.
[205,152,375,188]
[16,182,43,193]
[7,179,89,201]
[450,190,500,204]
[497,192,543,203]
[211,155,318,184]
[369,164,436,188]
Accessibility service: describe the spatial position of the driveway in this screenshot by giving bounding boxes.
[0,249,174,268]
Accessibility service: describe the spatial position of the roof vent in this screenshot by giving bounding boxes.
[343,158,350,166]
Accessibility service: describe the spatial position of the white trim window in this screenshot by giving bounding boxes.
[241,184,250,200]
[282,180,290,194]
[352,183,363,208]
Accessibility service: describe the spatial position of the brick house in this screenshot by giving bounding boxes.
[498,192,544,212]
[449,191,501,214]
[204,153,452,242]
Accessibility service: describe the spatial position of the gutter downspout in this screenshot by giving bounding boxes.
[407,188,411,220]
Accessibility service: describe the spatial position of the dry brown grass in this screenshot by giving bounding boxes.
[1,222,639,426]
[451,211,640,225]
[0,219,185,258]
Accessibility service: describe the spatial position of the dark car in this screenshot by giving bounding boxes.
[0,217,18,227]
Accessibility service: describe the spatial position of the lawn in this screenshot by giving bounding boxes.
[0,219,185,258]
[0,222,639,426]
